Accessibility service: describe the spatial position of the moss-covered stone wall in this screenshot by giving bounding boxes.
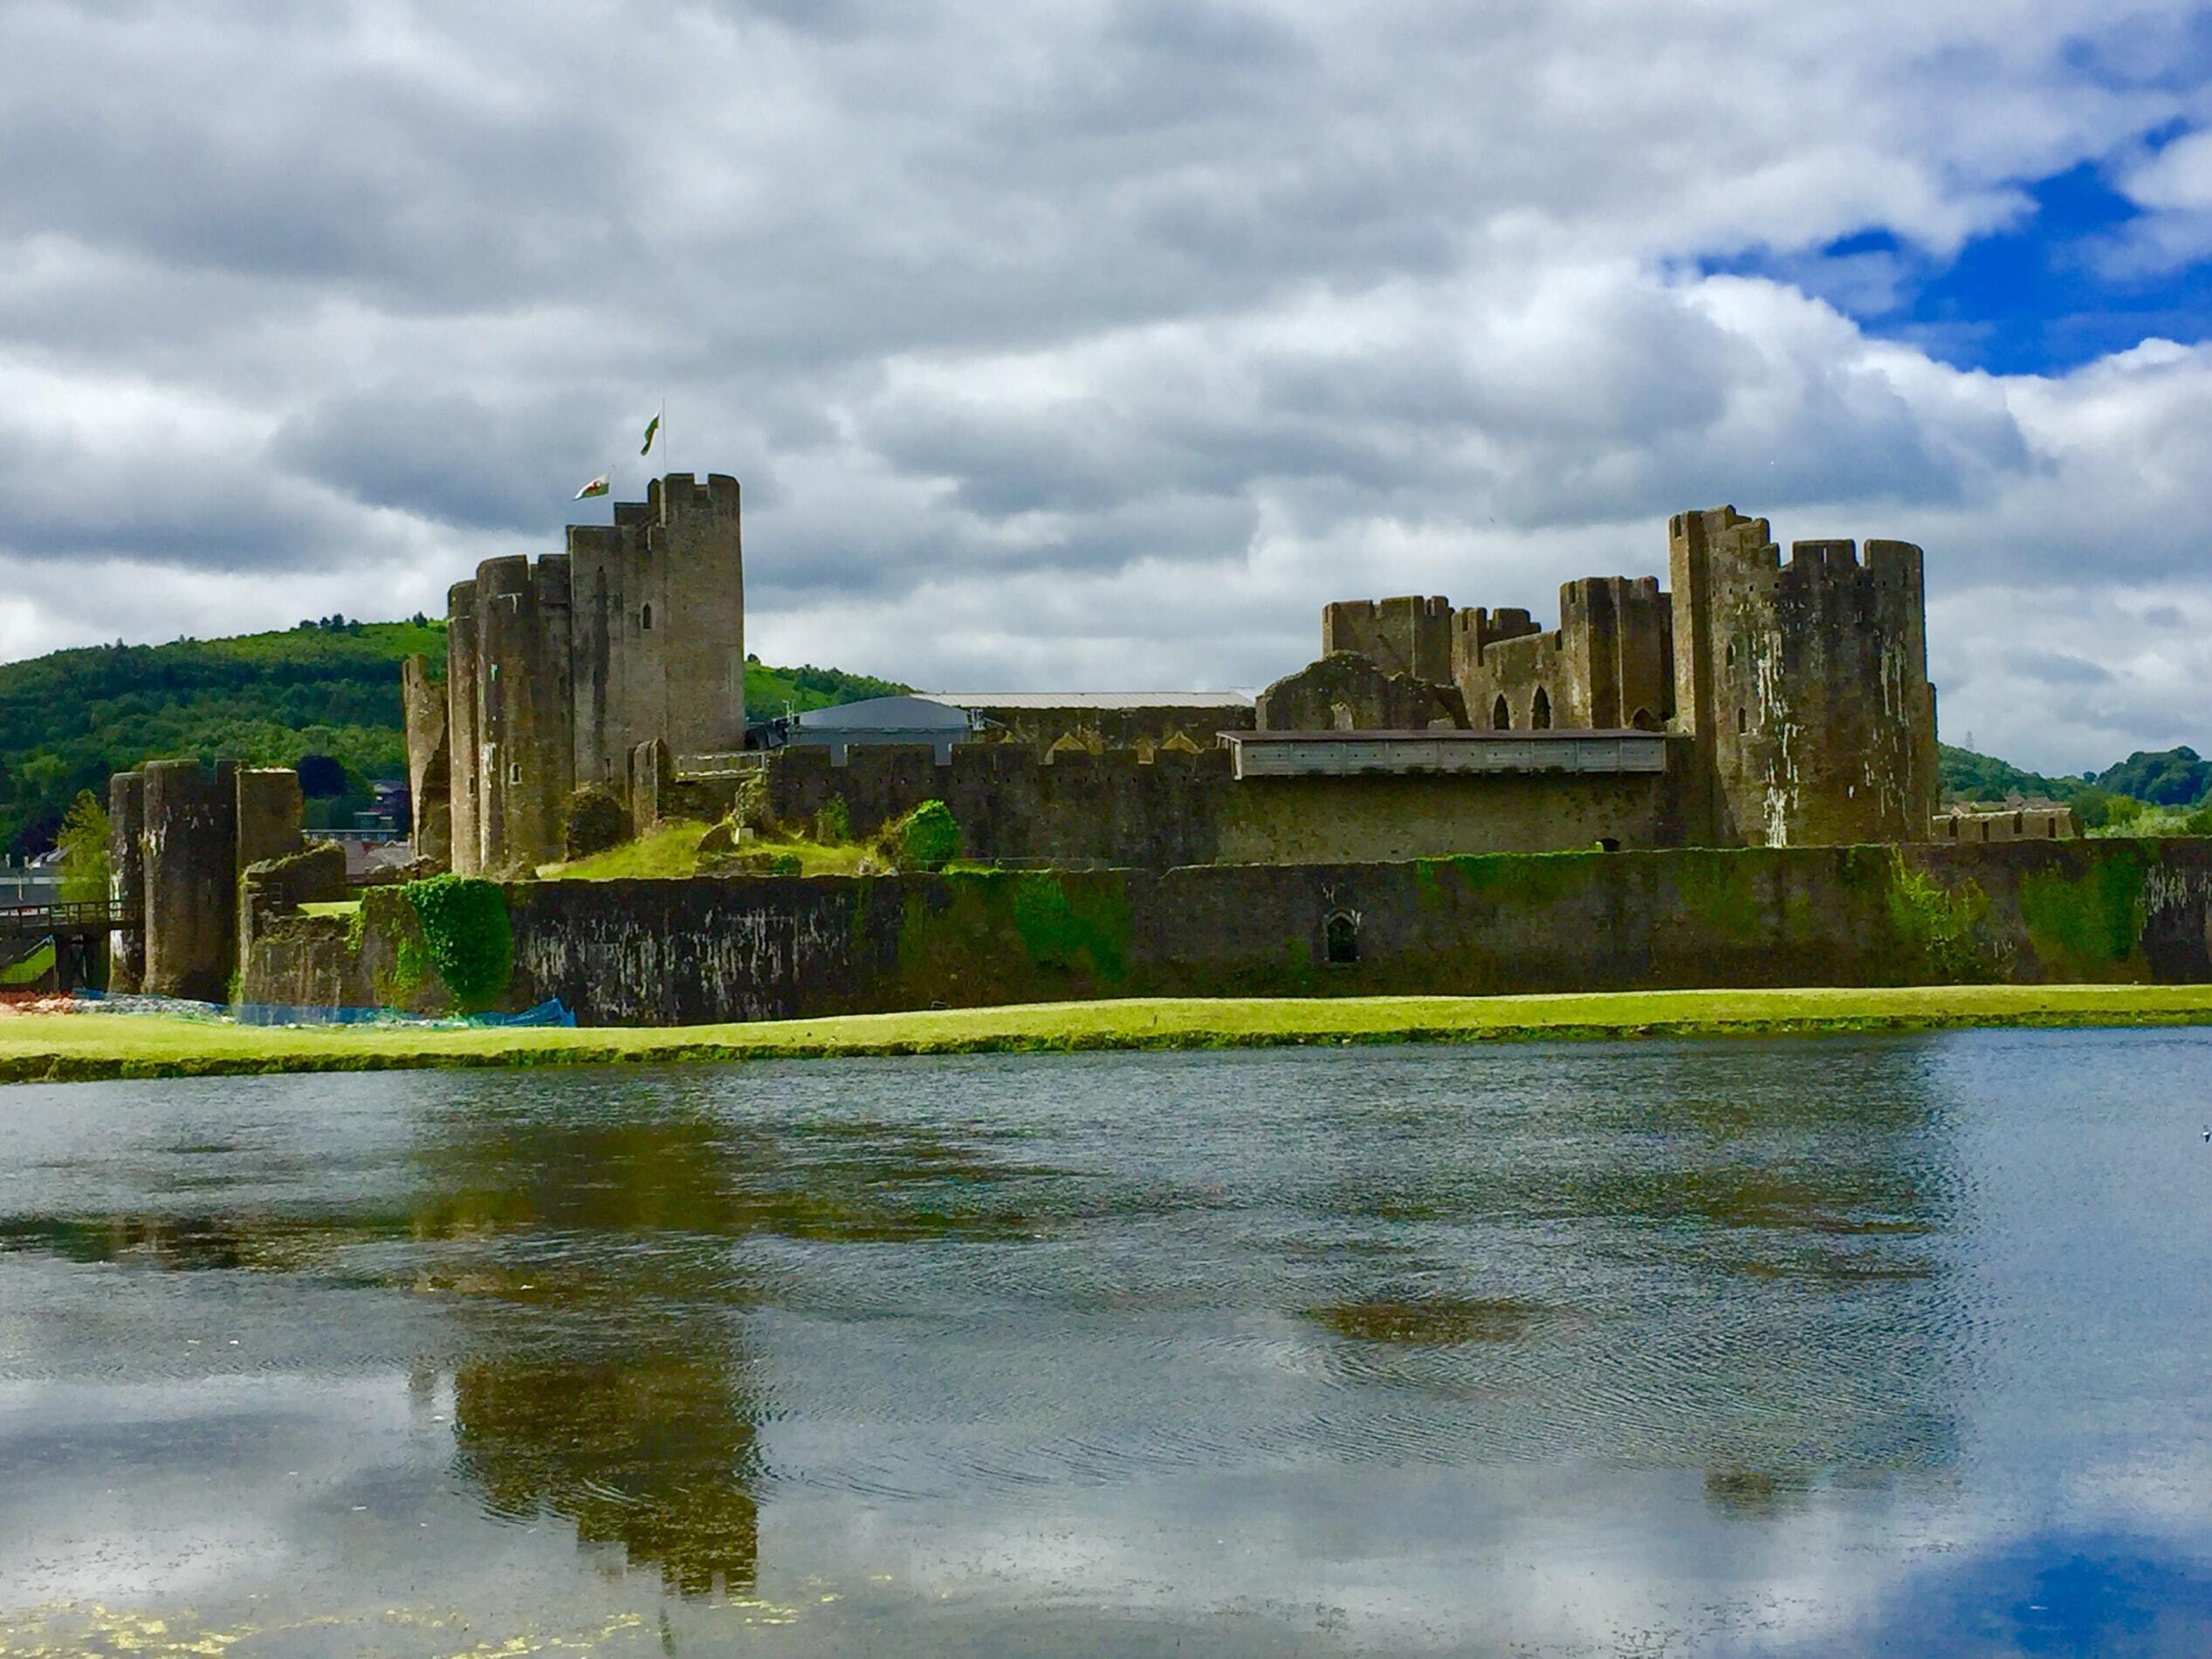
[244,838,2212,1025]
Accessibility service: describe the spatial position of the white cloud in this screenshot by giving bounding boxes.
[0,0,2208,770]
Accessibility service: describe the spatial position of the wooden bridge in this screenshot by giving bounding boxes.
[0,899,137,941]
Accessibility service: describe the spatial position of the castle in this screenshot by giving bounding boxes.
[1315,506,1940,847]
[410,477,1937,874]
[427,474,746,874]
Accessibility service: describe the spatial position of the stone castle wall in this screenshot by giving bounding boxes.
[1454,577,1673,733]
[448,475,745,875]
[401,655,450,863]
[1322,596,1454,687]
[112,760,305,1001]
[245,838,2212,1025]
[752,739,1699,866]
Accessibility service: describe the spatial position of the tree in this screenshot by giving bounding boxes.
[56,789,110,904]
[296,753,349,798]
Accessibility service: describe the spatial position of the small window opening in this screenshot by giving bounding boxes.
[507,760,523,785]
[1323,910,1360,965]
[1736,707,1748,733]
[488,662,499,681]
[1629,706,1659,732]
[1492,695,1511,730]
[1726,641,1736,667]
[1531,688,1552,730]
[1597,836,1622,852]
[640,602,654,631]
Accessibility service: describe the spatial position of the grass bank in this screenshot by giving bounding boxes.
[4,984,2211,1084]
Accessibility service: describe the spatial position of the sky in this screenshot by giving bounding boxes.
[3,1,2211,773]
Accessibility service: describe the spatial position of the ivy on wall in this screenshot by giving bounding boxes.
[402,874,513,1012]
[1886,861,2008,983]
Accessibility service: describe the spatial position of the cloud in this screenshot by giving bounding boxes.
[1,0,2209,771]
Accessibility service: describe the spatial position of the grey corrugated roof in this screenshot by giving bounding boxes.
[796,696,974,730]
[921,691,1255,710]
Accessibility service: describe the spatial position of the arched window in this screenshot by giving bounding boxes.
[639,602,655,631]
[1629,706,1659,732]
[1726,640,1736,668]
[1324,910,1360,964]
[1492,695,1511,730]
[1531,688,1552,730]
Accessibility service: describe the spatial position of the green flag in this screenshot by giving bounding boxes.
[641,412,660,456]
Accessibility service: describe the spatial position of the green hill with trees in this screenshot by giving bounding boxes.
[0,617,906,856]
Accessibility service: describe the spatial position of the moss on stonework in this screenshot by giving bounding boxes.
[1010,873,1130,982]
[1886,861,2006,983]
[1414,851,1588,908]
[1673,852,1765,943]
[2018,851,2145,977]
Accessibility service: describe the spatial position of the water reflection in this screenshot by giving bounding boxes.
[409,1099,1053,1595]
[7,1033,2202,1655]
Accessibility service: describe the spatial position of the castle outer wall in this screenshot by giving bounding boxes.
[244,839,2212,1025]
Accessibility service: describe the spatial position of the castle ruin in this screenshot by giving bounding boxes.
[443,474,745,874]
[1314,505,1940,847]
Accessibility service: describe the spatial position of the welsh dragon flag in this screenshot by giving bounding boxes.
[641,412,660,456]
[574,473,609,499]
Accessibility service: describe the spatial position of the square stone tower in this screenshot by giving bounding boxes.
[1668,505,1938,846]
[447,474,745,874]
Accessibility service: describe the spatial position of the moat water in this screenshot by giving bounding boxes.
[3,1032,2209,1656]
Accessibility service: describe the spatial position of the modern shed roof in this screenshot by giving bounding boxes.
[795,696,975,731]
[923,691,1255,710]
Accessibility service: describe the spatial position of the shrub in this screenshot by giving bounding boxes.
[402,874,512,1012]
[886,799,960,871]
[814,794,851,844]
[562,784,631,860]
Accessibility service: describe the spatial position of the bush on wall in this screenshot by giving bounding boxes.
[887,799,961,872]
[402,874,512,1012]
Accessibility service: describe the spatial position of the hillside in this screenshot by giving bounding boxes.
[1937,744,2091,805]
[0,619,906,856]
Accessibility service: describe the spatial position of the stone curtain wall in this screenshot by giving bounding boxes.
[247,837,2212,1022]
[755,742,1696,866]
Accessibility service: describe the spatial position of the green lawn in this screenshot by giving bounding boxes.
[538,821,873,881]
[6,984,2212,1083]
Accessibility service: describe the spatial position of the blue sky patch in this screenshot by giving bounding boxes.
[1704,155,2212,378]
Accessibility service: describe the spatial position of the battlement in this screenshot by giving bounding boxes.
[1669,505,1777,572]
[1561,574,1665,613]
[1321,594,1453,683]
[649,472,742,521]
[475,554,535,599]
